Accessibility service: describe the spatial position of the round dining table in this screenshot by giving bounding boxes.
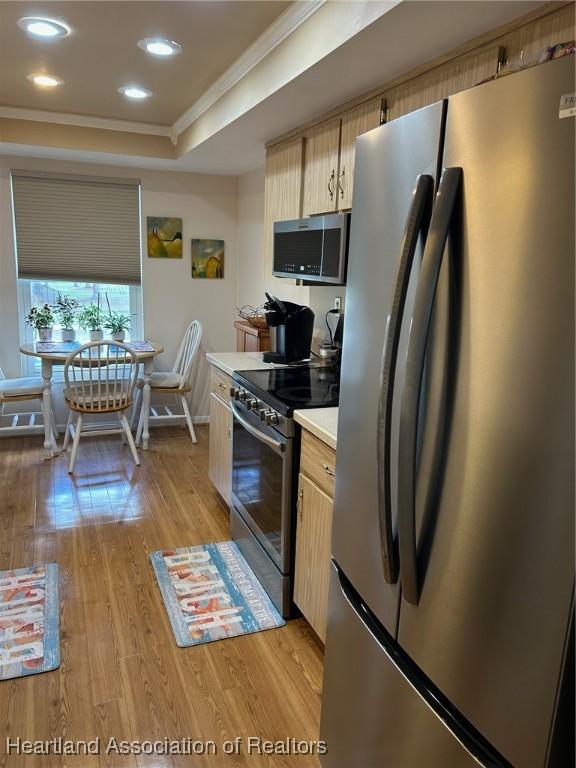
[20,341,164,452]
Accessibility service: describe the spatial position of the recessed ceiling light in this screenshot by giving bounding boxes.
[27,73,64,88]
[18,17,70,38]
[119,85,152,100]
[137,37,182,57]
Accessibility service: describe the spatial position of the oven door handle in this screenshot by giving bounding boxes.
[231,400,286,453]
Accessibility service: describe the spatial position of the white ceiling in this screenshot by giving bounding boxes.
[0,0,290,124]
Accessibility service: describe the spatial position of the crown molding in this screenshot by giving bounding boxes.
[0,107,173,141]
[171,0,327,140]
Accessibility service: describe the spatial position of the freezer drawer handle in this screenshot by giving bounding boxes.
[377,173,434,585]
[398,166,462,605]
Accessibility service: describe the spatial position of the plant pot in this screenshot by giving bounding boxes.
[89,330,104,342]
[111,331,126,342]
[61,329,76,342]
[37,327,53,342]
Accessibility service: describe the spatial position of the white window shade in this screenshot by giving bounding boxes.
[11,170,142,284]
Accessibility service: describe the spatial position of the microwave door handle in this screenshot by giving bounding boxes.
[397,167,462,605]
[231,400,285,454]
[378,173,434,585]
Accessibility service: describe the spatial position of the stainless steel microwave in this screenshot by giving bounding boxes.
[273,213,349,285]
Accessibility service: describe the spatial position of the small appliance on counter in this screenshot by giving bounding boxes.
[318,308,345,362]
[262,293,314,364]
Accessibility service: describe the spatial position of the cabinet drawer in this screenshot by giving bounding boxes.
[300,429,336,497]
[210,367,233,404]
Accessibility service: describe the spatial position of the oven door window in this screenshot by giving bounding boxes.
[232,415,290,571]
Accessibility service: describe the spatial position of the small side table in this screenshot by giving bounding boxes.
[234,320,271,353]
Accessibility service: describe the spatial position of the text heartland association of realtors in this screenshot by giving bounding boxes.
[5,737,328,756]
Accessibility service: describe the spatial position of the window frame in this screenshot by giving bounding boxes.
[18,279,143,378]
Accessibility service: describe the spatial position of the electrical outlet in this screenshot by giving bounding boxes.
[334,296,342,313]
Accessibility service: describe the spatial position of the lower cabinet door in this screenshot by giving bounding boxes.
[208,392,232,504]
[294,473,333,641]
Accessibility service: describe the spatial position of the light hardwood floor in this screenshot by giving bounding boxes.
[0,427,324,768]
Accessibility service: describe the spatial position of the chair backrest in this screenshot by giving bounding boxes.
[64,341,139,413]
[172,320,202,387]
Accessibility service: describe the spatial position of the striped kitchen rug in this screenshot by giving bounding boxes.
[150,542,285,647]
[0,564,60,680]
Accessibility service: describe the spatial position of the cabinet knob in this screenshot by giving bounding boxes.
[323,463,335,477]
[297,489,304,519]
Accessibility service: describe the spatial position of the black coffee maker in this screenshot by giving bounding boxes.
[262,293,314,364]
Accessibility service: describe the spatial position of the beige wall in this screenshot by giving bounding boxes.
[0,156,238,422]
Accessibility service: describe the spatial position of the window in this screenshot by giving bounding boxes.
[11,170,143,375]
[18,279,143,375]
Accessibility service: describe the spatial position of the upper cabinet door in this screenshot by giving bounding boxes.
[338,98,382,210]
[263,136,304,280]
[303,119,341,217]
[388,45,501,120]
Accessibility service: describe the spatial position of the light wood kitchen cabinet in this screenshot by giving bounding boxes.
[302,118,342,217]
[294,428,337,641]
[208,387,232,505]
[302,101,382,215]
[388,45,502,120]
[338,98,383,209]
[263,136,304,280]
[294,473,334,642]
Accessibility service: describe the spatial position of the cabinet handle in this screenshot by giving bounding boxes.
[297,488,304,519]
[328,170,335,200]
[338,168,345,199]
[323,464,335,477]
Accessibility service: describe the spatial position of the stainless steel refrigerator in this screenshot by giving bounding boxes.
[320,56,574,768]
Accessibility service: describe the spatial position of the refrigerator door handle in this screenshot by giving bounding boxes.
[398,166,462,605]
[378,174,434,584]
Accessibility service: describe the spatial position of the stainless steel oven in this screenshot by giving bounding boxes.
[230,394,295,617]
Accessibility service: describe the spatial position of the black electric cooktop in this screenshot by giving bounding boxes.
[233,364,340,416]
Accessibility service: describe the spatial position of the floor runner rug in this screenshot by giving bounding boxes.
[0,564,60,680]
[150,542,285,647]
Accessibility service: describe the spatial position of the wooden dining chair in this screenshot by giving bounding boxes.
[0,366,58,440]
[63,341,140,473]
[133,320,202,445]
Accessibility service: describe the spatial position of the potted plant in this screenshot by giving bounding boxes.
[26,304,55,341]
[104,311,131,342]
[78,304,104,341]
[53,294,80,341]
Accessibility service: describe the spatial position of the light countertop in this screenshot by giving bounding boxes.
[294,407,338,451]
[207,352,339,449]
[206,351,279,377]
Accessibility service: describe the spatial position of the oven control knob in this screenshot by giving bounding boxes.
[238,390,248,402]
[265,410,279,426]
[230,387,240,399]
[258,408,268,421]
[246,398,258,410]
